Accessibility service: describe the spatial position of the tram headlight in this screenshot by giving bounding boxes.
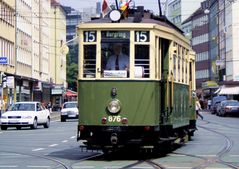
[107,99,121,114]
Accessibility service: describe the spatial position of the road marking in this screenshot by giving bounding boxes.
[0,166,18,168]
[70,136,76,139]
[205,167,230,169]
[169,154,186,157]
[62,140,68,143]
[74,167,95,169]
[0,132,2,134]
[49,144,58,147]
[165,167,230,169]
[44,153,65,156]
[103,167,123,169]
[0,153,21,156]
[230,155,239,157]
[32,148,45,151]
[27,166,50,168]
[165,167,191,169]
[197,155,217,157]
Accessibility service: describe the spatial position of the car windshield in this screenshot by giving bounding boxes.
[63,102,77,108]
[226,101,239,106]
[11,103,35,111]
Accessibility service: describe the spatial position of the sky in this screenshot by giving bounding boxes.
[60,0,161,14]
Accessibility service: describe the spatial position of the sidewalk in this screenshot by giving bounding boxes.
[50,111,60,121]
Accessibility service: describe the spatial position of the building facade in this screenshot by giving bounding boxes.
[0,0,16,106]
[223,0,239,81]
[191,7,210,89]
[15,0,52,104]
[0,0,67,108]
[182,0,239,92]
[63,6,82,48]
[50,0,67,107]
[166,0,203,28]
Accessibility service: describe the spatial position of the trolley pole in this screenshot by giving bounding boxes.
[115,0,119,9]
[158,0,162,16]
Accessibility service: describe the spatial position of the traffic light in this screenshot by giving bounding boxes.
[0,72,6,84]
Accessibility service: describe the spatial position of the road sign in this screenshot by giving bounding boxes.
[0,57,8,64]
[215,60,225,66]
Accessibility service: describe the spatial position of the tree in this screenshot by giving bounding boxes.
[66,44,78,91]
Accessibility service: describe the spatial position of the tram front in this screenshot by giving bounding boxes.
[77,22,168,151]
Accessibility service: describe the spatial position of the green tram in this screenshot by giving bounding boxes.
[77,10,196,152]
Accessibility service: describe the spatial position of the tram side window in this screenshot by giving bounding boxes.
[101,43,129,78]
[182,48,185,83]
[135,45,150,78]
[178,46,181,82]
[83,45,96,78]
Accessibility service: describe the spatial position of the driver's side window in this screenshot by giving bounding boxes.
[83,45,96,78]
[101,42,130,78]
[36,103,42,111]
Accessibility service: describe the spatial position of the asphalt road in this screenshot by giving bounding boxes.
[0,111,239,169]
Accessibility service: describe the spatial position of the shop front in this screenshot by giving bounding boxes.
[51,85,64,111]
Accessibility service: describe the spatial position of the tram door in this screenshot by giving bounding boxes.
[159,38,170,123]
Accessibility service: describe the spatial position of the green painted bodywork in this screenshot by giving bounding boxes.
[78,80,193,128]
[78,81,160,126]
[171,83,191,128]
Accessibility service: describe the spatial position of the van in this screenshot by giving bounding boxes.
[211,96,227,114]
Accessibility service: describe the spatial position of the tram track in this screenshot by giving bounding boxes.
[119,159,166,169]
[0,150,103,169]
[0,150,71,169]
[188,123,238,169]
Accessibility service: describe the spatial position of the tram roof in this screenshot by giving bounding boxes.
[83,13,184,35]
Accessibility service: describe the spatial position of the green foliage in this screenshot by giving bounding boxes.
[66,44,78,91]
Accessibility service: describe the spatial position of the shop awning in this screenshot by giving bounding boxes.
[218,86,239,95]
[65,90,77,97]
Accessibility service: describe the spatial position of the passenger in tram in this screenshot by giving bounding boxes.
[105,43,129,71]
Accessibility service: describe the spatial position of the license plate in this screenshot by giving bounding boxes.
[68,115,76,117]
[9,120,19,123]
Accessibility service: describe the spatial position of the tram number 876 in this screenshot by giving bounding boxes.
[108,116,121,122]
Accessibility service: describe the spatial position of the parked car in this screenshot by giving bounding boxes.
[60,101,79,122]
[211,96,227,114]
[0,102,50,130]
[217,100,239,117]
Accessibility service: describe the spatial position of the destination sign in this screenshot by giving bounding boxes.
[101,31,130,39]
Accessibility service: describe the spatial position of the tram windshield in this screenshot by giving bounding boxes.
[82,30,151,79]
[101,42,129,78]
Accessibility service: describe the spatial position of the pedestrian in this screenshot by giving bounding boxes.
[47,102,52,113]
[208,99,211,110]
[196,98,203,120]
[0,98,5,117]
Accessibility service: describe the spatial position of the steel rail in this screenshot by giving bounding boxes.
[192,124,238,169]
[0,150,71,169]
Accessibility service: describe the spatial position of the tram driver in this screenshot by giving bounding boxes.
[105,43,129,71]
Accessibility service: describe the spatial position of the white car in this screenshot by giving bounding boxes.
[0,102,50,130]
[61,101,79,122]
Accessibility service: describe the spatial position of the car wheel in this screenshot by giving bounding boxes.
[221,112,225,117]
[44,117,50,128]
[16,126,21,130]
[31,118,38,129]
[1,126,7,130]
[61,117,66,122]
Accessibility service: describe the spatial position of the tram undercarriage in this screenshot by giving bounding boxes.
[78,121,196,153]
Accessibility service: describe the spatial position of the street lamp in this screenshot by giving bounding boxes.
[204,9,212,81]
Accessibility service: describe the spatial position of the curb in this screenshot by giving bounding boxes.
[50,111,60,121]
